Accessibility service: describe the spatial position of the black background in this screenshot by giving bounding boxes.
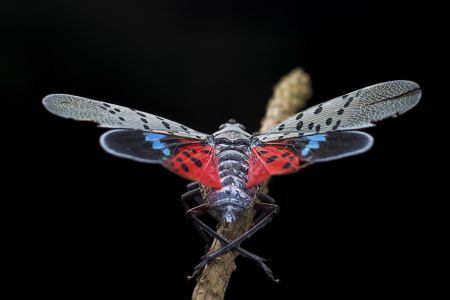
[4,0,442,298]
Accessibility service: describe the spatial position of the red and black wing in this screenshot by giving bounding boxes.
[100,130,221,189]
[247,131,374,187]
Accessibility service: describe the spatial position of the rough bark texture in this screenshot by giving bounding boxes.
[192,68,312,300]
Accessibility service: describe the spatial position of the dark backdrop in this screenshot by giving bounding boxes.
[4,0,441,298]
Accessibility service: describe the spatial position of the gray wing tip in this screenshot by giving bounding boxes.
[42,94,72,112]
[395,80,422,113]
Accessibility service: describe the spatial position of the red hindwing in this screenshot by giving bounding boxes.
[247,144,307,187]
[164,142,221,189]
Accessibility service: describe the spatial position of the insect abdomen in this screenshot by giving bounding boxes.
[205,140,255,221]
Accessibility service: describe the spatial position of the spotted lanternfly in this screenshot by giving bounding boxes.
[43,80,421,281]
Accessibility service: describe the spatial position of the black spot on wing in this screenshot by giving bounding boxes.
[176,157,183,162]
[109,110,116,114]
[119,117,125,121]
[282,162,291,169]
[181,163,189,172]
[282,152,290,158]
[296,121,303,130]
[114,108,121,112]
[137,112,146,117]
[266,155,278,163]
[190,157,202,168]
[315,124,321,132]
[140,118,148,123]
[259,150,268,155]
[103,103,111,108]
[183,151,191,158]
[278,124,285,131]
[308,122,314,130]
[332,120,341,130]
[162,121,171,129]
[314,105,323,114]
[180,125,188,131]
[143,124,150,130]
[338,109,344,115]
[100,106,107,110]
[296,113,303,120]
[326,118,332,125]
[344,97,353,108]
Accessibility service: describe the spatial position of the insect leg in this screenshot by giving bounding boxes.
[186,213,277,281]
[190,204,280,281]
[256,191,276,204]
[181,189,211,247]
[186,181,200,191]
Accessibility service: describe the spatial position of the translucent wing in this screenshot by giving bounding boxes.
[248,131,373,187]
[43,94,208,140]
[255,80,421,142]
[100,130,221,188]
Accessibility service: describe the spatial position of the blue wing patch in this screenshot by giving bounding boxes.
[301,134,327,156]
[144,133,170,156]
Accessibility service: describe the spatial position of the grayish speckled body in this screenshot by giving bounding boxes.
[202,121,257,223]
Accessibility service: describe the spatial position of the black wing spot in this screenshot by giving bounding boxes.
[308,122,314,130]
[282,152,290,158]
[100,106,107,110]
[176,157,183,162]
[137,112,146,117]
[156,116,164,120]
[296,113,303,120]
[260,150,268,155]
[315,124,321,132]
[296,121,303,131]
[183,151,191,158]
[298,132,304,137]
[180,125,188,131]
[162,121,171,129]
[140,118,148,123]
[278,124,285,131]
[342,94,349,99]
[181,163,189,172]
[314,105,322,114]
[201,149,210,154]
[114,108,121,112]
[326,118,332,125]
[332,120,341,130]
[109,110,116,114]
[344,97,353,108]
[103,103,111,108]
[119,117,125,121]
[282,162,292,169]
[338,109,344,115]
[266,155,278,163]
[191,148,197,154]
[143,124,150,130]
[190,157,202,168]
[288,156,295,161]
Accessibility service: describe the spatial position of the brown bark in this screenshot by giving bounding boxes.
[192,68,312,300]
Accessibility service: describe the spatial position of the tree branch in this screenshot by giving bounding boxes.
[192,68,312,300]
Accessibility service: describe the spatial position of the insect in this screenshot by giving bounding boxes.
[43,80,421,281]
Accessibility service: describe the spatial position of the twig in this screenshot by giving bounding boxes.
[192,68,312,300]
